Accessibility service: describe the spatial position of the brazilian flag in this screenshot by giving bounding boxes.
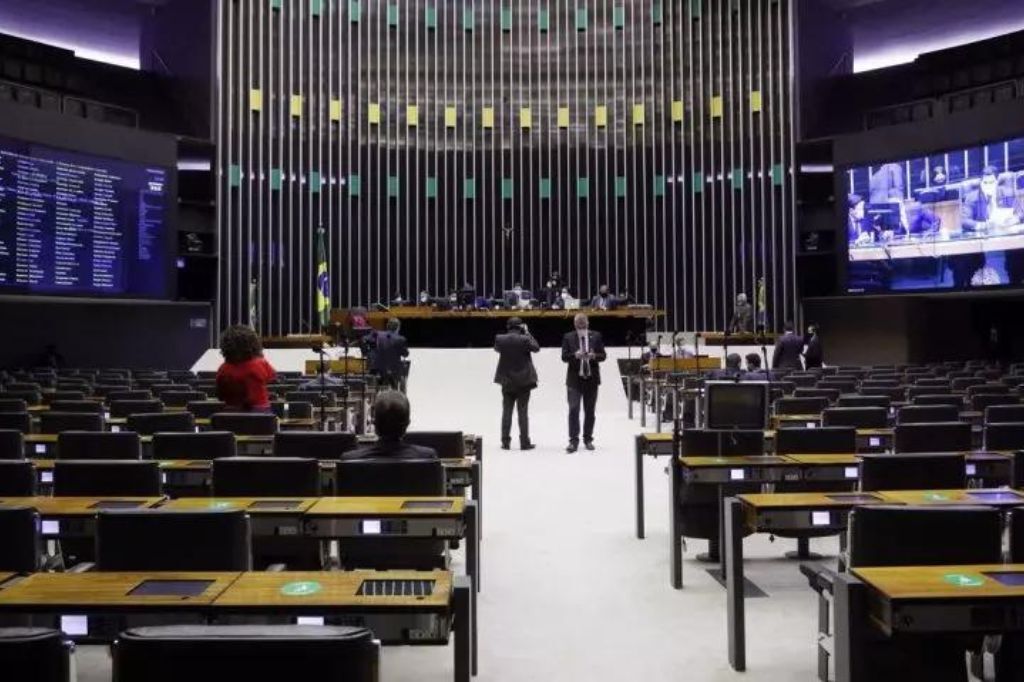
[316,228,330,330]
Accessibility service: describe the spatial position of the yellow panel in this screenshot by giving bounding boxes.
[519,107,532,129]
[750,90,763,112]
[632,103,645,125]
[249,89,263,111]
[482,107,495,129]
[594,105,608,127]
[557,107,570,128]
[444,106,458,128]
[290,95,303,117]
[671,100,684,123]
[368,102,381,124]
[407,104,419,127]
[710,96,724,118]
[329,99,342,121]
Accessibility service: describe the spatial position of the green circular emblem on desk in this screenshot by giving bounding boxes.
[280,581,322,597]
[924,492,949,501]
[942,573,984,588]
[210,501,234,509]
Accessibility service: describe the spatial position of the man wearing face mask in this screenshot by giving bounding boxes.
[955,166,1020,287]
[590,284,614,310]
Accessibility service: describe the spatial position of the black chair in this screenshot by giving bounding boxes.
[273,432,359,460]
[0,399,27,413]
[849,504,1001,567]
[112,625,379,682]
[109,399,164,419]
[127,412,196,435]
[773,396,828,416]
[0,430,24,460]
[818,379,857,393]
[53,460,162,496]
[39,412,104,434]
[967,383,1011,397]
[151,432,237,460]
[0,389,42,406]
[913,394,963,407]
[0,507,42,572]
[952,377,986,391]
[0,413,30,434]
[270,401,313,420]
[186,400,227,419]
[95,510,252,571]
[335,458,445,496]
[836,395,890,409]
[0,628,73,682]
[907,385,952,399]
[774,426,856,455]
[159,390,209,408]
[210,413,279,435]
[914,378,951,389]
[985,404,1024,423]
[894,422,972,453]
[42,391,86,404]
[821,407,888,428]
[984,422,1024,451]
[0,461,36,496]
[859,386,906,401]
[793,387,840,403]
[860,453,967,491]
[895,404,959,424]
[47,400,103,414]
[56,431,141,460]
[212,457,321,497]
[107,390,154,402]
[970,393,1021,412]
[285,391,337,408]
[402,431,464,459]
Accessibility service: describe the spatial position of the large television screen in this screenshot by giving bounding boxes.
[845,135,1024,293]
[0,134,173,298]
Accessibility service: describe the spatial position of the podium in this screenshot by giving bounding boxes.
[650,356,721,372]
[303,357,367,375]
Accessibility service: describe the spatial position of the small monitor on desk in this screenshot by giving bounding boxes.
[704,381,769,430]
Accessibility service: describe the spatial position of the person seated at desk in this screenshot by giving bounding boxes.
[742,353,770,381]
[590,284,614,311]
[368,318,409,390]
[216,325,277,412]
[708,353,743,380]
[343,391,438,460]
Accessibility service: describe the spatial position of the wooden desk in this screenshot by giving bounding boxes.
[0,496,164,516]
[0,571,238,610]
[159,497,317,537]
[0,573,14,588]
[879,488,1024,506]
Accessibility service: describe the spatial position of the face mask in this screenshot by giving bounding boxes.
[982,179,997,195]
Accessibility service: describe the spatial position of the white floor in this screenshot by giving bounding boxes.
[80,346,832,681]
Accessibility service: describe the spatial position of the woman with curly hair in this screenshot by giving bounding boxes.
[215,325,276,412]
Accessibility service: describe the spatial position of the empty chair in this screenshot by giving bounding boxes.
[0,507,42,572]
[967,383,1011,396]
[970,393,1020,412]
[793,387,840,403]
[984,423,1024,451]
[270,401,313,420]
[907,385,951,399]
[914,378,950,388]
[860,379,899,388]
[150,383,188,395]
[212,457,320,497]
[186,400,227,418]
[168,370,197,383]
[0,430,24,460]
[53,460,161,496]
[0,399,27,413]
[0,461,37,496]
[159,390,208,408]
[0,413,31,434]
[774,426,856,455]
[985,404,1024,424]
[0,389,42,406]
[896,404,959,424]
[952,377,986,391]
[895,422,972,453]
[151,431,236,460]
[774,396,828,416]
[402,431,464,459]
[821,406,888,429]
[859,386,906,401]
[4,382,41,392]
[109,399,164,419]
[210,413,278,435]
[42,391,86,404]
[0,628,73,682]
[913,394,963,407]
[39,412,103,434]
[126,412,196,435]
[836,395,890,409]
[47,400,103,414]
[107,390,154,402]
[818,379,856,393]
[860,453,967,491]
[849,504,1001,566]
[273,431,359,459]
[95,510,252,571]
[285,390,337,408]
[57,431,141,460]
[112,625,379,682]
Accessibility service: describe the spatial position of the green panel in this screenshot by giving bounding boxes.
[271,0,282,10]
[387,175,400,198]
[537,7,550,32]
[577,176,590,199]
[349,0,361,23]
[270,168,283,191]
[539,177,552,199]
[464,178,476,199]
[310,0,322,17]
[614,176,627,198]
[228,164,241,187]
[612,5,625,28]
[771,164,785,186]
[690,0,701,19]
[575,7,588,31]
[651,1,663,25]
[348,174,361,197]
[425,5,437,29]
[692,172,703,193]
[501,178,514,200]
[463,7,474,31]
[310,171,321,194]
[653,174,666,198]
[732,168,744,190]
[500,6,513,31]
[426,176,438,199]
[387,4,399,27]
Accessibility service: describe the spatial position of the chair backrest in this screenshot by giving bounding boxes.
[894,422,972,453]
[0,461,36,496]
[906,385,951,399]
[273,431,359,459]
[159,390,208,408]
[971,393,1021,412]
[335,459,445,496]
[968,383,1011,396]
[952,377,986,391]
[858,386,906,400]
[680,429,765,457]
[914,378,950,388]
[270,401,313,419]
[0,399,27,413]
[126,412,196,436]
[401,431,465,459]
[210,413,279,435]
[984,422,1024,451]
[773,396,828,416]
[47,400,103,414]
[111,624,378,682]
[985,404,1024,424]
[793,387,841,403]
[818,378,857,393]
[860,453,967,491]
[0,413,31,434]
[96,510,252,571]
[39,412,104,434]
[42,391,86,404]
[0,628,70,682]
[0,389,41,406]
[849,505,1001,568]
[895,404,959,424]
[57,431,141,460]
[285,391,337,407]
[836,395,890,409]
[912,394,963,407]
[109,399,164,419]
[53,460,162,496]
[774,426,856,455]
[151,431,237,460]
[186,400,227,418]
[821,406,888,429]
[0,430,24,460]
[212,457,321,497]
[0,507,41,572]
[107,390,154,402]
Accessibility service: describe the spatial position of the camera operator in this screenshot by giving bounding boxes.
[493,317,540,451]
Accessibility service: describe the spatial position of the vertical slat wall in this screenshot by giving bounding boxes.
[216,0,796,335]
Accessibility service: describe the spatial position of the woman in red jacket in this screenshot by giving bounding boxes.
[215,325,276,412]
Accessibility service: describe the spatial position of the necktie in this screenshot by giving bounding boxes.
[580,333,591,379]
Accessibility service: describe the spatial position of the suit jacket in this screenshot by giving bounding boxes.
[804,334,823,368]
[590,294,613,310]
[561,330,607,387]
[493,332,540,392]
[961,185,1020,232]
[729,303,753,333]
[341,439,438,461]
[772,332,805,371]
[368,331,408,378]
[868,163,905,203]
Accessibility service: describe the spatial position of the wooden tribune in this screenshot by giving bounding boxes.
[650,356,721,372]
[302,357,367,376]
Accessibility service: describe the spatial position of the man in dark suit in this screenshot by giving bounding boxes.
[494,317,539,450]
[342,390,438,460]
[772,321,805,371]
[562,313,607,453]
[708,353,743,380]
[803,324,823,369]
[368,318,409,390]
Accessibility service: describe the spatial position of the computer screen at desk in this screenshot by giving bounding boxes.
[705,382,768,430]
